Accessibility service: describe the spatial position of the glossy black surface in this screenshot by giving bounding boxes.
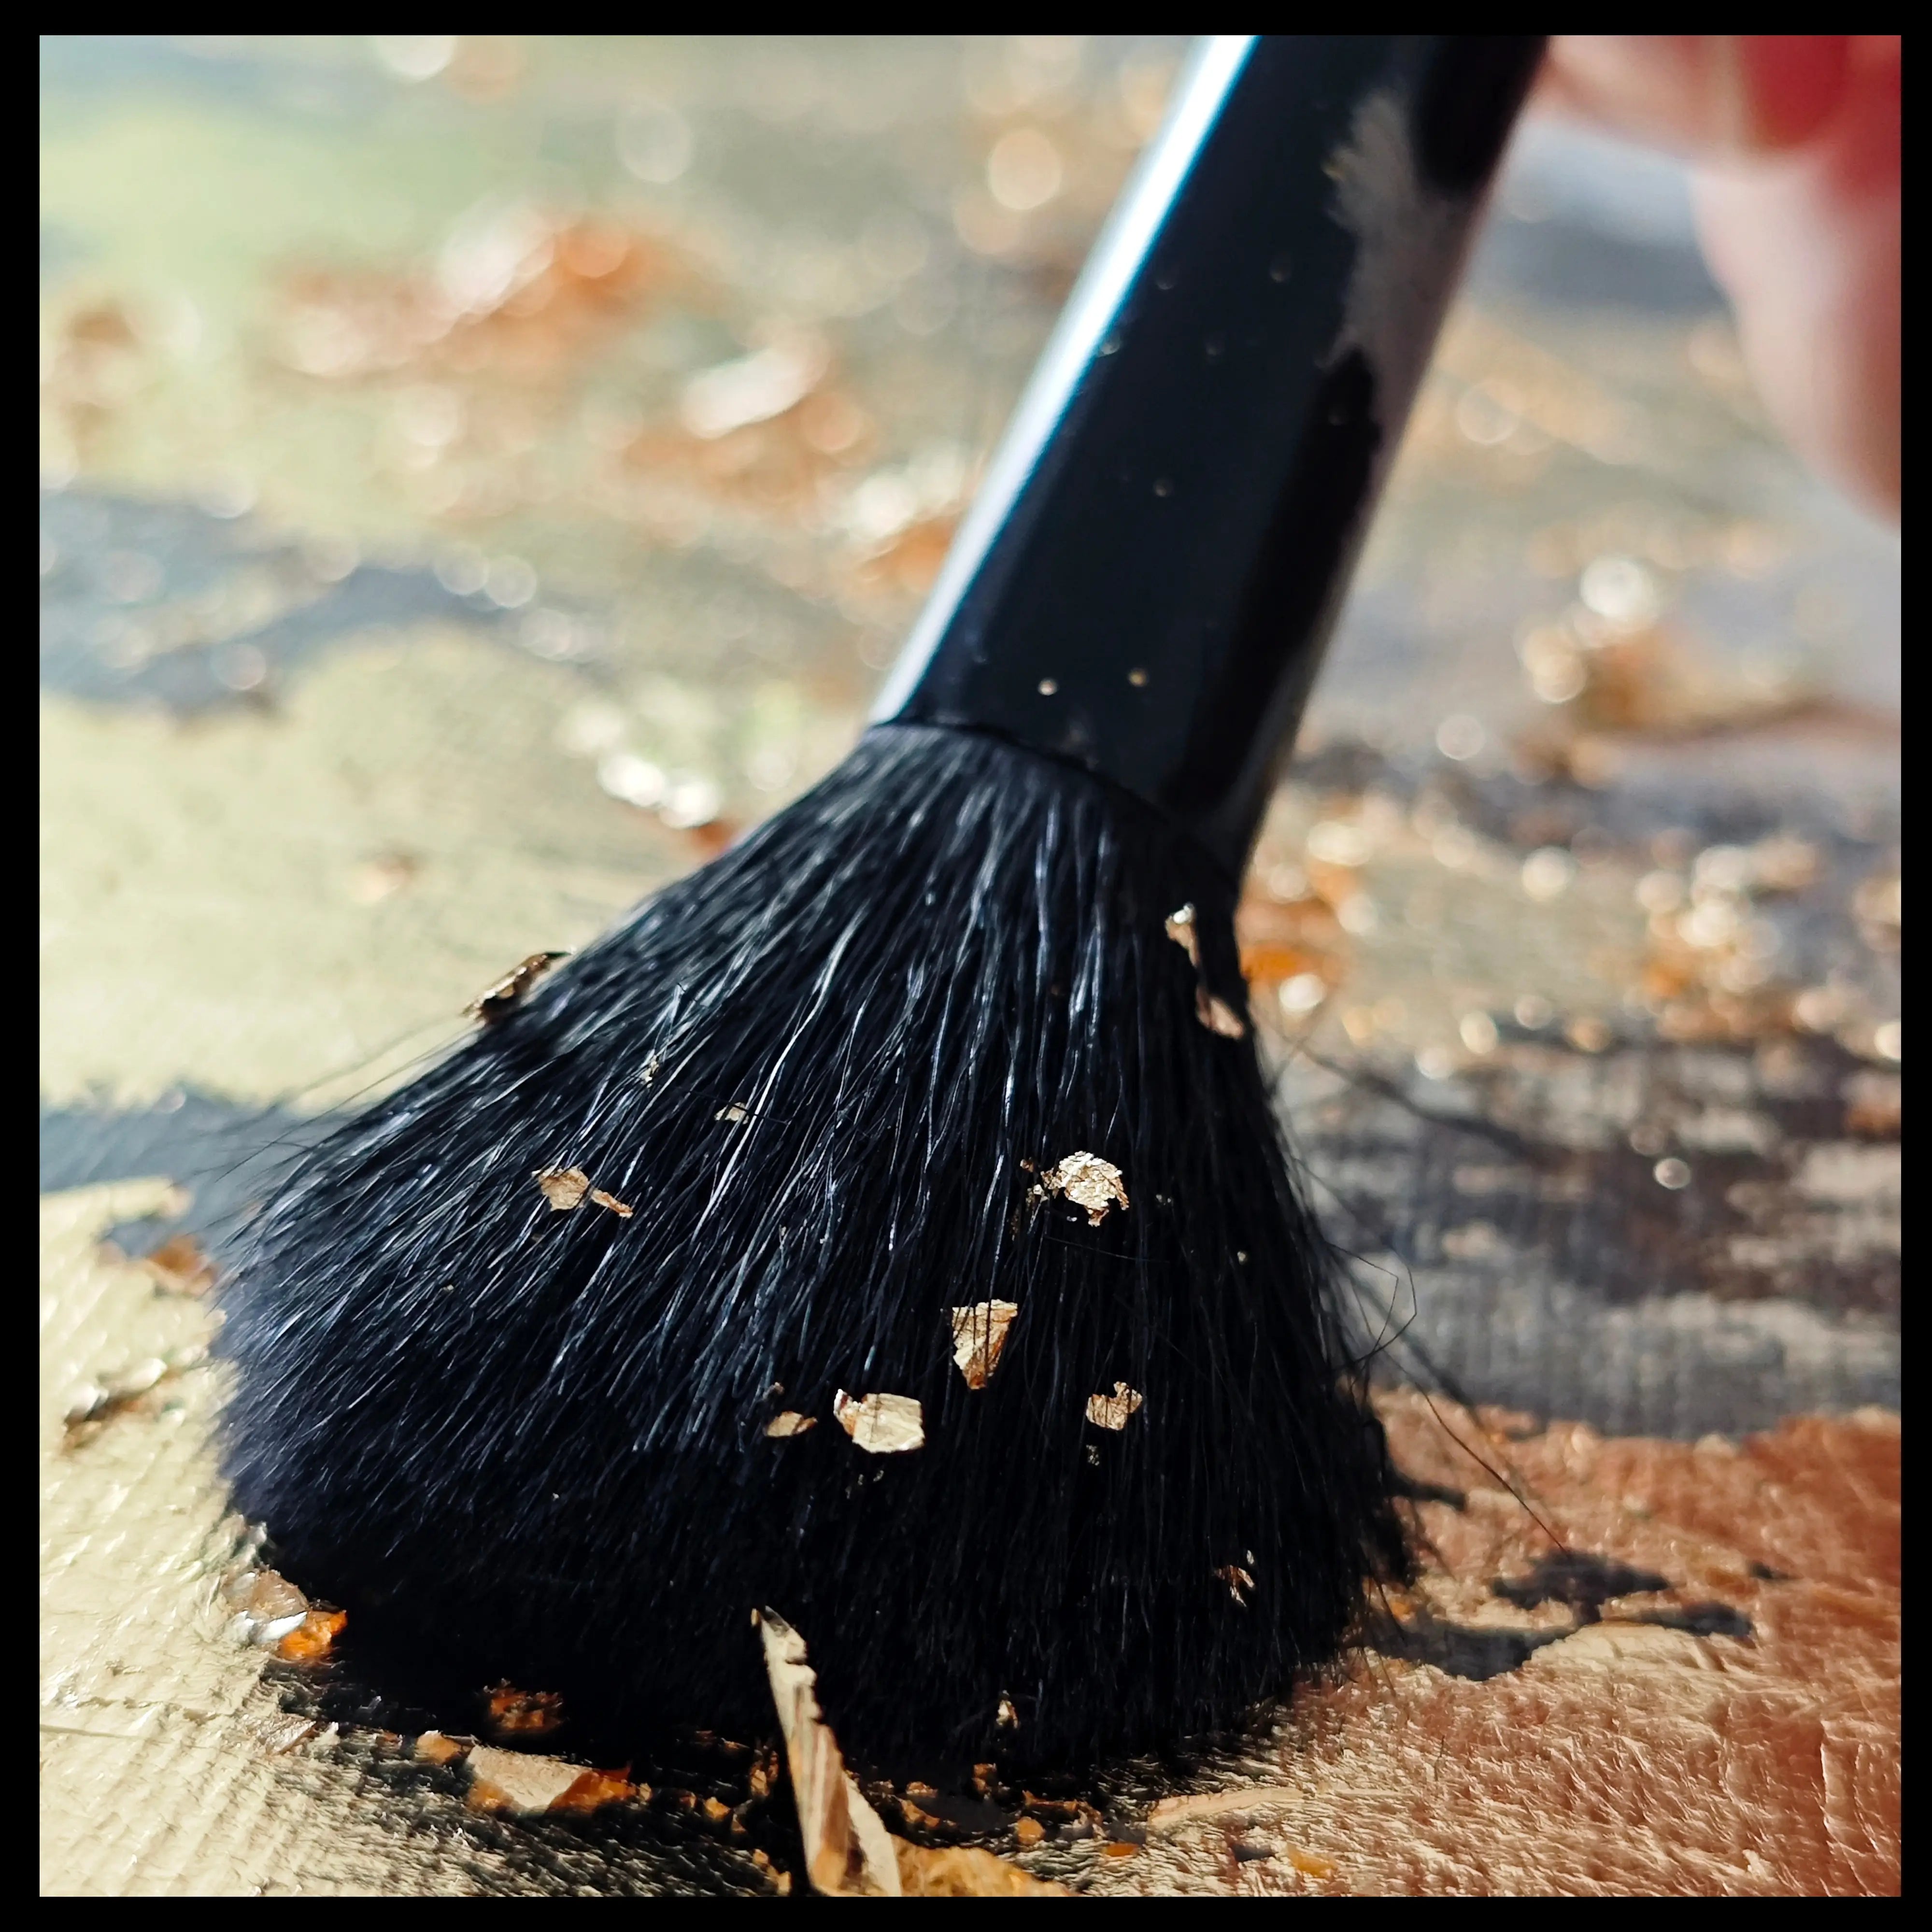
[884,35,1543,875]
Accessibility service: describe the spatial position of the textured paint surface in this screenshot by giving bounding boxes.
[42,35,1895,1895]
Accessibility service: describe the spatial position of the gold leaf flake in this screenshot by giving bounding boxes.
[1196,987,1248,1038]
[755,1607,902,1896]
[535,1166,590,1210]
[717,1102,750,1123]
[412,1730,467,1766]
[832,1389,924,1454]
[766,1411,817,1438]
[485,1681,565,1737]
[466,1745,587,1815]
[1164,903,1200,966]
[588,1188,634,1218]
[949,1301,1019,1390]
[1043,1151,1129,1226]
[996,1694,1020,1729]
[1085,1381,1144,1431]
[1215,1564,1255,1605]
[465,950,567,1023]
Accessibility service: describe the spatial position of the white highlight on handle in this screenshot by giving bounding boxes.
[869,35,1257,722]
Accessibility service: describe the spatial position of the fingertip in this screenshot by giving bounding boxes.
[1727,36,1855,151]
[1537,36,1856,157]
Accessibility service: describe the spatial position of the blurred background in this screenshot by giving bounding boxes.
[42,34,1898,1438]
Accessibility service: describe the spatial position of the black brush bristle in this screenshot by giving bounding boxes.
[221,723,1408,1766]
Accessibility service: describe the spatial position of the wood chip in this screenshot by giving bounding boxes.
[466,950,567,1023]
[1085,1382,1144,1431]
[832,1389,924,1454]
[1043,1151,1129,1226]
[766,1411,817,1438]
[588,1188,634,1218]
[755,1607,902,1896]
[534,1166,591,1210]
[949,1301,1019,1389]
[1196,987,1248,1038]
[1165,903,1200,966]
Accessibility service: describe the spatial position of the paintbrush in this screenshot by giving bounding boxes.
[221,35,1544,1769]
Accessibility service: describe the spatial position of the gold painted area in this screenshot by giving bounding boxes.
[41,1181,465,1894]
[40,1182,780,1897]
[1055,1394,1900,1897]
[39,628,686,1110]
[39,1183,1897,1895]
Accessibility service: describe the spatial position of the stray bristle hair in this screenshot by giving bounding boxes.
[220,723,1407,1765]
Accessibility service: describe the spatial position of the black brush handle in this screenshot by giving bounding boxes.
[875,34,1543,877]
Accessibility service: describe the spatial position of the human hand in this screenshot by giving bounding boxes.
[1538,35,1900,520]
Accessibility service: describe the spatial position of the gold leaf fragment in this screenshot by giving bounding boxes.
[1043,1151,1129,1226]
[466,1745,587,1815]
[588,1188,634,1218]
[766,1411,817,1438]
[1196,987,1248,1038]
[1164,903,1200,966]
[466,950,567,1023]
[535,1166,591,1210]
[996,1694,1020,1730]
[412,1730,467,1766]
[832,1389,924,1454]
[754,1609,1064,1898]
[756,1607,902,1896]
[1085,1382,1144,1431]
[717,1102,750,1123]
[949,1301,1019,1389]
[1215,1563,1255,1605]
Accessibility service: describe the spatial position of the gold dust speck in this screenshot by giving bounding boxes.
[1127,667,1148,687]
[1215,1564,1255,1605]
[1164,903,1199,966]
[1037,677,1058,696]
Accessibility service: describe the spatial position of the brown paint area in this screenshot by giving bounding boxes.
[1100,1396,1900,1897]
